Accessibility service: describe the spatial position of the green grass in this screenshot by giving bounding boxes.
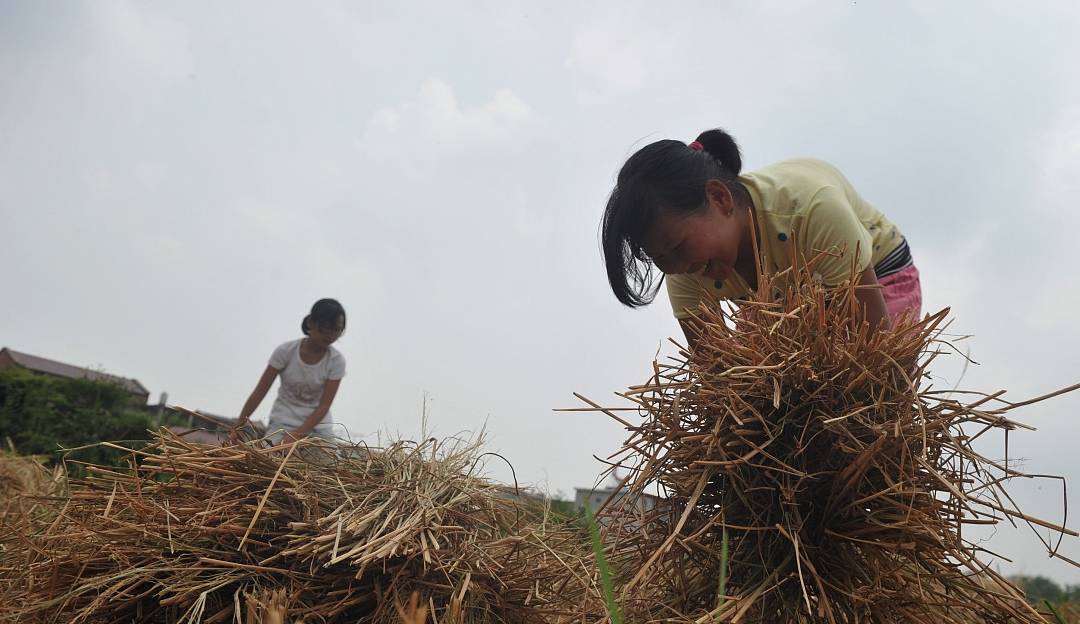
[584,506,622,624]
[717,528,729,611]
[1045,600,1067,624]
[583,508,730,623]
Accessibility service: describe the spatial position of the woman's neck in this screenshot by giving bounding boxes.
[735,202,761,290]
[302,337,328,357]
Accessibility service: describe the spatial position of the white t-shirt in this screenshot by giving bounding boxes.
[267,338,346,430]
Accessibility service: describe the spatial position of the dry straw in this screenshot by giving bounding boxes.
[0,434,604,623]
[1,449,67,581]
[0,448,66,512]
[578,253,1079,623]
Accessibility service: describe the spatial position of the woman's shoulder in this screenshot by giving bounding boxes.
[275,338,302,352]
[269,338,301,368]
[325,345,346,378]
[742,158,853,217]
[744,158,846,187]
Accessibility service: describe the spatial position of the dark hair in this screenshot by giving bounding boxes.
[601,128,744,307]
[301,298,346,335]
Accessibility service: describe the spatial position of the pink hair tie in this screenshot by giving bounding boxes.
[688,140,704,151]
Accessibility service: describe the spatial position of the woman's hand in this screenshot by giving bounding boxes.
[281,431,306,445]
[227,417,250,443]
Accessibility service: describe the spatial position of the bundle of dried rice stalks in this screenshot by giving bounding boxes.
[0,447,65,500]
[1,450,67,574]
[1,433,604,623]
[581,259,1080,623]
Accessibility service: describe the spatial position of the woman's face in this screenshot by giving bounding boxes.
[644,180,743,281]
[308,316,345,348]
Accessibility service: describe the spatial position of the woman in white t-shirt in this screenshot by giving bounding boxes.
[236,299,347,445]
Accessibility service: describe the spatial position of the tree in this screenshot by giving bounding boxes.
[1012,575,1064,604]
[0,368,157,468]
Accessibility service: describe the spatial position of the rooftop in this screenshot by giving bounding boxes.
[1,347,149,398]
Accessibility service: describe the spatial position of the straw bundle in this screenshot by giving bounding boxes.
[1,451,66,574]
[0,449,65,500]
[1,433,603,623]
[584,260,1079,623]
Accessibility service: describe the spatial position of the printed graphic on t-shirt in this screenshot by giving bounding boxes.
[283,381,322,404]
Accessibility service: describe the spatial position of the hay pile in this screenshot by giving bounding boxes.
[0,434,604,623]
[1,450,66,573]
[0,448,65,509]
[585,263,1079,623]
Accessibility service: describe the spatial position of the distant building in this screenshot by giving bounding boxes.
[574,483,662,517]
[0,347,150,405]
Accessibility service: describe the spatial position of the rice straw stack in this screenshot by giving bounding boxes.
[1,450,67,579]
[583,257,1079,623]
[1,434,604,623]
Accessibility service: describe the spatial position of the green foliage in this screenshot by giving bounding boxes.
[155,406,203,429]
[1011,574,1080,617]
[584,505,621,624]
[547,497,580,519]
[1045,600,1066,624]
[717,528,729,611]
[0,368,156,468]
[1013,575,1065,603]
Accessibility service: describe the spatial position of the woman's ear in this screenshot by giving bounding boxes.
[704,179,735,216]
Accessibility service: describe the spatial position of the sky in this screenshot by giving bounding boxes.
[2,0,1079,580]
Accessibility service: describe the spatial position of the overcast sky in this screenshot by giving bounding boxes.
[2,1,1079,580]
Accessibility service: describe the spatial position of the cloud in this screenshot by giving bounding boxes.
[1038,105,1080,213]
[0,1,192,146]
[365,79,535,156]
[563,1,837,104]
[94,0,193,82]
[564,4,682,100]
[1024,105,1080,336]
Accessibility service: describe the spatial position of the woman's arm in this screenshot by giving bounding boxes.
[238,365,280,424]
[854,265,890,333]
[287,378,342,440]
[679,318,701,353]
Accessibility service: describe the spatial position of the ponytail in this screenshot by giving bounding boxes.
[694,128,743,175]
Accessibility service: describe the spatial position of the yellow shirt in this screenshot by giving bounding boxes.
[666,158,904,320]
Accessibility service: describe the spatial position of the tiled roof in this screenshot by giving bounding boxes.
[1,347,149,397]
